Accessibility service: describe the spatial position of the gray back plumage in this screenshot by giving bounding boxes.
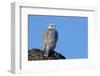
[43,28,58,51]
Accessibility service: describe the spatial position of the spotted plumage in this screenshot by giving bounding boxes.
[43,24,58,57]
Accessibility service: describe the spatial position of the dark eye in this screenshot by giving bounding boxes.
[51,25,53,27]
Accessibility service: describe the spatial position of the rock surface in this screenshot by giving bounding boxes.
[28,48,66,61]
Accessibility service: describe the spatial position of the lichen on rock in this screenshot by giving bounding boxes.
[28,48,66,61]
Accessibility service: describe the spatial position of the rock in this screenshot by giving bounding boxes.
[28,48,66,61]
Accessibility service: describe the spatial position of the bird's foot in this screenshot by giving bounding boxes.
[44,54,48,57]
[44,54,49,59]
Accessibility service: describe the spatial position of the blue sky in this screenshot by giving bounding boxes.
[28,15,88,59]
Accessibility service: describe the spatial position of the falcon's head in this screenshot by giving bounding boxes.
[48,24,56,29]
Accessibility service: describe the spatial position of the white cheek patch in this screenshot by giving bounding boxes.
[48,26,52,29]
